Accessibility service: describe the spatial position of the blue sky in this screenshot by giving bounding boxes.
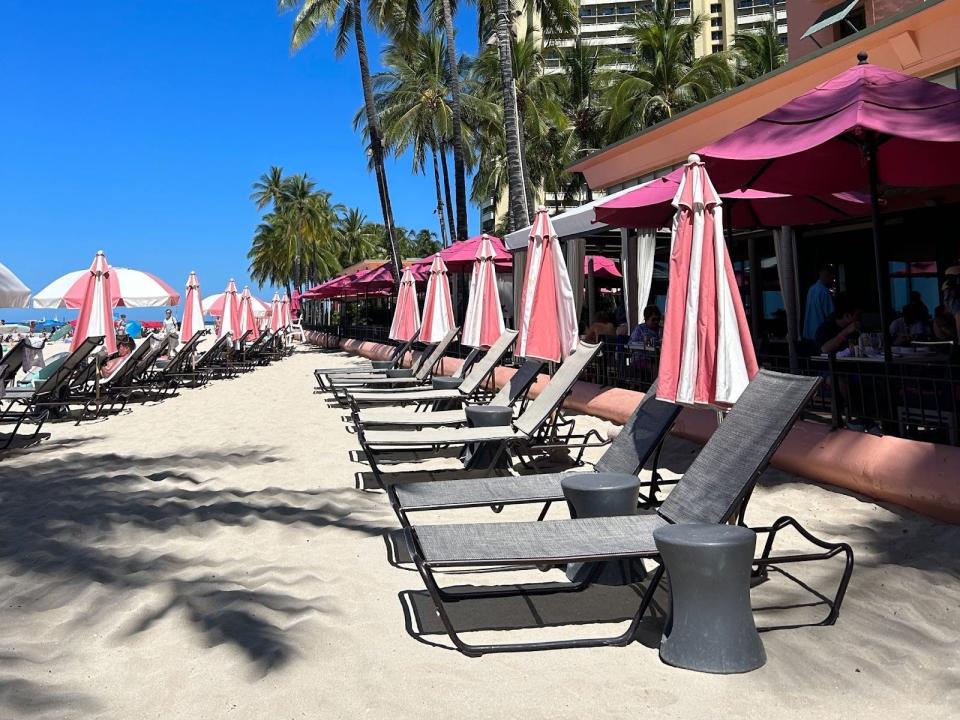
[0,2,480,321]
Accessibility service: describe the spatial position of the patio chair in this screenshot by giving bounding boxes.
[403,370,854,656]
[346,330,518,411]
[387,380,682,526]
[352,356,543,432]
[314,331,421,382]
[0,340,26,388]
[356,342,603,488]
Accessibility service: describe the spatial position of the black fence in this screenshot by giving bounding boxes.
[305,323,960,446]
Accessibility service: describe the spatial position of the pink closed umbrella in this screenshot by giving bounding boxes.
[270,292,282,333]
[517,209,579,363]
[74,251,117,354]
[462,235,505,349]
[389,267,421,342]
[180,272,204,340]
[419,256,455,343]
[238,287,259,339]
[281,295,292,328]
[658,156,758,408]
[218,279,241,340]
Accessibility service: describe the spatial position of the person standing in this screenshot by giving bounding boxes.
[803,264,836,341]
[160,308,180,356]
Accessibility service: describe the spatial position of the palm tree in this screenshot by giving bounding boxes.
[605,0,735,137]
[732,21,787,80]
[337,208,382,265]
[277,0,418,282]
[250,166,287,210]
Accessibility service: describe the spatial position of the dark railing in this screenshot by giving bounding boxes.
[305,323,960,447]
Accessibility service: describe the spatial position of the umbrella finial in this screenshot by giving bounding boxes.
[687,153,701,164]
[857,51,868,65]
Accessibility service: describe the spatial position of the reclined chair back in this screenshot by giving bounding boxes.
[0,340,26,387]
[388,330,420,369]
[30,336,103,397]
[657,370,820,526]
[412,327,460,382]
[513,342,602,438]
[595,380,682,475]
[195,335,231,369]
[488,358,544,407]
[451,329,519,396]
[104,339,156,388]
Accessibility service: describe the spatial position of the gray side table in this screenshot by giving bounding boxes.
[654,523,765,674]
[463,405,512,471]
[432,376,463,411]
[385,368,413,379]
[562,472,644,585]
[370,360,394,370]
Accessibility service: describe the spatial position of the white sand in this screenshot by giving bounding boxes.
[0,345,957,719]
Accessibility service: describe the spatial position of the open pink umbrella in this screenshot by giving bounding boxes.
[74,251,117,354]
[412,234,512,275]
[517,209,579,363]
[270,292,282,333]
[419,256,455,343]
[180,272,204,340]
[389,267,421,342]
[217,279,241,340]
[238,287,259,339]
[585,255,622,280]
[658,156,758,408]
[462,235,505,349]
[33,265,179,309]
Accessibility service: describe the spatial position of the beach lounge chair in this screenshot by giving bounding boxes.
[313,331,421,382]
[318,335,445,392]
[0,340,26,388]
[387,380,682,526]
[356,342,603,487]
[351,356,544,432]
[137,330,207,393]
[403,370,854,656]
[0,362,47,449]
[172,334,233,384]
[330,328,460,398]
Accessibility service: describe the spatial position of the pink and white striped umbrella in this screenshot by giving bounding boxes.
[658,156,759,407]
[270,292,282,333]
[202,291,270,318]
[462,234,505,349]
[280,294,292,328]
[517,209,579,363]
[33,264,179,309]
[389,267,421,342]
[419,256,455,343]
[180,272,204,340]
[238,287,259,339]
[216,279,241,340]
[73,251,117,354]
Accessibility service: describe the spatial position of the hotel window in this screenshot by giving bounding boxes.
[711,30,723,41]
[710,2,722,11]
[711,17,722,26]
[712,43,724,53]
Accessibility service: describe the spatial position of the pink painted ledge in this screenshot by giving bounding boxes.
[309,336,960,524]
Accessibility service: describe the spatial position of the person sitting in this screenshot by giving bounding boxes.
[581,311,616,343]
[933,304,958,341]
[889,303,930,346]
[628,305,664,349]
[100,337,136,378]
[815,293,861,355]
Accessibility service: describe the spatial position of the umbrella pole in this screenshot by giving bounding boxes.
[865,135,893,364]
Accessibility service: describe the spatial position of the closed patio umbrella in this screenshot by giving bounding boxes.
[517,208,579,363]
[281,294,292,328]
[389,267,421,342]
[238,287,259,339]
[462,234,506,349]
[419,256,455,343]
[658,157,758,408]
[0,262,31,308]
[216,280,240,340]
[74,251,117,354]
[270,292,282,333]
[180,272,204,340]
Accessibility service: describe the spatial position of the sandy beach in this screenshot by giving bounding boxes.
[0,344,958,719]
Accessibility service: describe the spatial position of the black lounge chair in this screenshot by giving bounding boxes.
[402,370,854,656]
[356,342,603,487]
[170,334,233,384]
[0,340,27,388]
[317,338,439,392]
[388,379,682,525]
[138,330,207,392]
[313,331,421,384]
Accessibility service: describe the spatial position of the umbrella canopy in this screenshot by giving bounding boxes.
[517,209,579,363]
[698,60,960,195]
[585,255,622,280]
[0,262,31,308]
[412,234,512,274]
[594,166,872,228]
[202,291,270,318]
[462,235,506,349]
[270,292,282,333]
[33,265,180,309]
[73,251,117,354]
[216,279,241,340]
[389,267,421,342]
[303,273,359,300]
[238,287,259,339]
[658,157,758,408]
[180,272,204,340]
[419,256,455,343]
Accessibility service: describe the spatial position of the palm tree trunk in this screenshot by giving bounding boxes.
[440,0,468,241]
[351,0,402,282]
[495,0,531,232]
[440,147,456,237]
[431,147,450,247]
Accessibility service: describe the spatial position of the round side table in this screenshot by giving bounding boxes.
[370,360,394,370]
[463,405,512,471]
[432,376,463,411]
[653,523,765,674]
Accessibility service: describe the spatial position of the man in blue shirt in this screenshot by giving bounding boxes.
[803,264,835,341]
